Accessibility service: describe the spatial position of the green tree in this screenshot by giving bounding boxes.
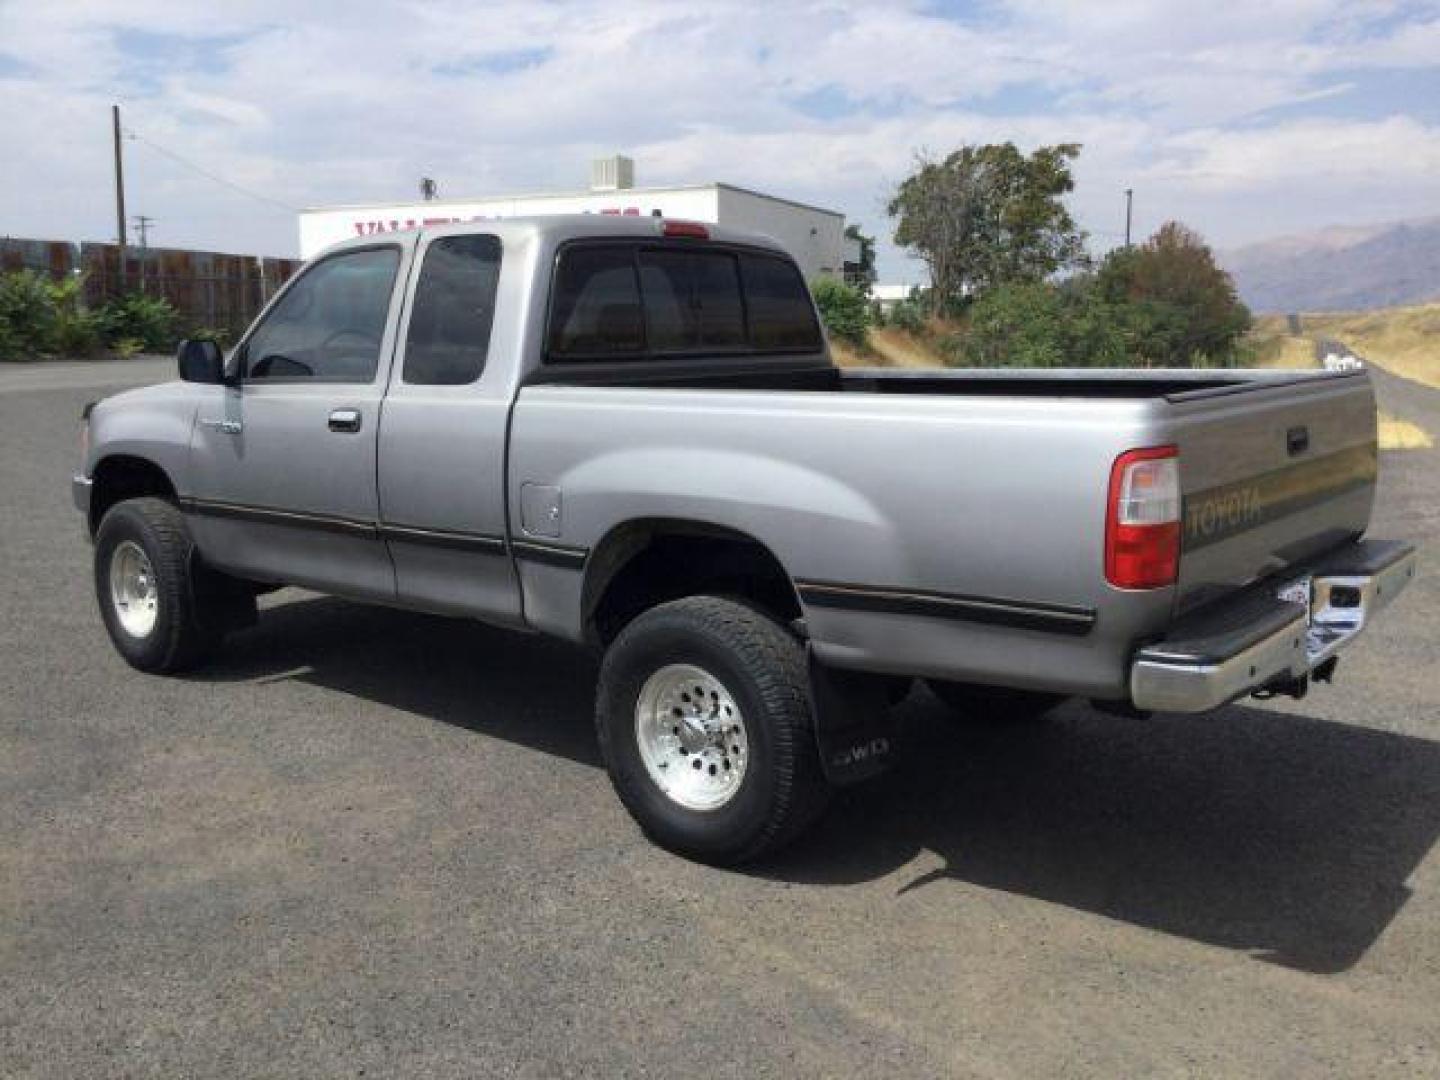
[843,223,877,289]
[888,142,1086,313]
[810,277,872,344]
[1094,222,1251,366]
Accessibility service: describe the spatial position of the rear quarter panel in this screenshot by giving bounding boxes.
[509,386,1176,699]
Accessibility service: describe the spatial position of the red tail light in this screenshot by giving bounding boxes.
[1105,446,1181,589]
[662,220,709,239]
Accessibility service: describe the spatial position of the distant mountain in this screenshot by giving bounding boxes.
[1221,217,1440,313]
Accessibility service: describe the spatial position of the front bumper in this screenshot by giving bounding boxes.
[1130,539,1417,713]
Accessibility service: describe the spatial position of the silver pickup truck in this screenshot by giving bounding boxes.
[74,215,1416,863]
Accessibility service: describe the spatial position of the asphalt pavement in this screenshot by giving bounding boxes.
[2,357,1438,1077]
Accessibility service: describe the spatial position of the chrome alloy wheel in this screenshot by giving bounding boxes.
[109,540,159,639]
[635,663,750,811]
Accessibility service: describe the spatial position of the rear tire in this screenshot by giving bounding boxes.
[926,679,1065,725]
[94,497,225,673]
[596,596,831,865]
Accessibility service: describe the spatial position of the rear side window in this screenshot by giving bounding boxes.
[546,242,821,362]
[403,235,503,385]
[739,253,822,350]
[638,250,746,352]
[547,247,643,358]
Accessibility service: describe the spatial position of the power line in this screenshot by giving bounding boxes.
[123,126,298,214]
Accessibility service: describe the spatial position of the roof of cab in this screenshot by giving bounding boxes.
[316,214,790,261]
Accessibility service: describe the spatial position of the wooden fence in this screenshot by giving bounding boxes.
[1,237,301,339]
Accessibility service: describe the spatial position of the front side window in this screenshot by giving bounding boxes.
[244,247,400,381]
[403,235,503,385]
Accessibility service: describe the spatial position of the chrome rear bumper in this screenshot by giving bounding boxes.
[1130,539,1417,713]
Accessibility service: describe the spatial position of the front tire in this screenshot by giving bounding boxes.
[94,497,221,673]
[596,596,830,865]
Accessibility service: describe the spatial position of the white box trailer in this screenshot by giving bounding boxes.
[298,181,854,282]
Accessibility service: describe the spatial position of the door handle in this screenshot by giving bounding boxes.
[328,408,362,433]
[200,418,243,435]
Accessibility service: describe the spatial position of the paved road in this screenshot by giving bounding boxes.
[3,359,1438,1077]
[1371,362,1440,437]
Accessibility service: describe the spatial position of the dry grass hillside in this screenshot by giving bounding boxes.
[1249,302,1440,389]
[1248,303,1440,451]
[831,327,946,368]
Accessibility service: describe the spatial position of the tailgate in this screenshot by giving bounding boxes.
[1172,371,1377,613]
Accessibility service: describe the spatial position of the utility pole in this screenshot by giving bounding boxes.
[131,215,154,294]
[113,105,127,290]
[1124,188,1134,248]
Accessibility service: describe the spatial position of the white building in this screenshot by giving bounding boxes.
[869,283,918,312]
[298,156,860,283]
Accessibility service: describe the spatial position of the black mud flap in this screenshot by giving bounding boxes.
[807,649,896,786]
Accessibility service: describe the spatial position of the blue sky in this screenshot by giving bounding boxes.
[1,0,1438,281]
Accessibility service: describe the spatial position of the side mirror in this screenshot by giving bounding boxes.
[177,339,225,384]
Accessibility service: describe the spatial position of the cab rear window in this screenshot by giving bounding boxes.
[547,242,821,361]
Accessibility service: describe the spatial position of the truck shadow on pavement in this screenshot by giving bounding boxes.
[202,593,605,768]
[203,593,1440,977]
[780,695,1440,975]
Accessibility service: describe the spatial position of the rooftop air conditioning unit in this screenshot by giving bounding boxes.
[590,155,635,192]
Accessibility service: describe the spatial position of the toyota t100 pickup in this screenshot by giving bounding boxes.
[74,215,1417,863]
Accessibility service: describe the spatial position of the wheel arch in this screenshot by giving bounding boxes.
[582,517,804,646]
[89,454,178,536]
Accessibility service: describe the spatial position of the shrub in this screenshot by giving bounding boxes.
[0,319,17,361]
[944,280,1130,368]
[0,270,101,359]
[888,299,926,334]
[810,277,872,344]
[0,271,53,359]
[48,276,103,356]
[96,293,179,352]
[956,281,1069,367]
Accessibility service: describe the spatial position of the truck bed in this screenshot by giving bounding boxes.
[511,363,1376,699]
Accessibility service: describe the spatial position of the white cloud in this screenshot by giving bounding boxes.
[0,0,1437,281]
[1151,115,1440,190]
